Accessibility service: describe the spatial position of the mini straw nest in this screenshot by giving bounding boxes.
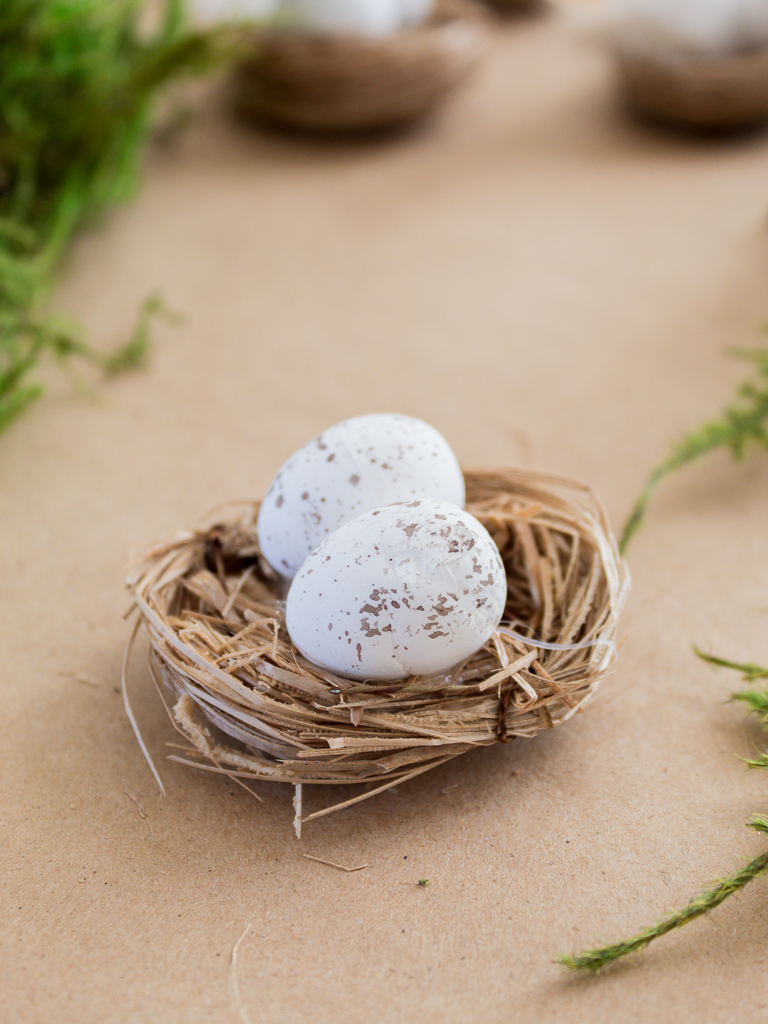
[127,468,629,832]
[614,43,768,130]
[231,0,491,132]
[483,0,547,14]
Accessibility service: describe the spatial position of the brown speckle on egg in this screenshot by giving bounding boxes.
[285,499,506,681]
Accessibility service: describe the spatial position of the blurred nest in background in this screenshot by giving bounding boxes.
[614,44,768,131]
[127,469,629,831]
[231,0,491,131]
[483,0,547,14]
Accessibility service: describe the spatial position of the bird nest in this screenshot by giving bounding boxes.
[483,0,547,15]
[614,42,768,130]
[231,0,491,132]
[126,468,629,832]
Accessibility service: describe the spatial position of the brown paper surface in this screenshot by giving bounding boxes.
[3,15,768,1024]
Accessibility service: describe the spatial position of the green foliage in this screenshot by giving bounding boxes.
[620,347,768,554]
[694,648,768,763]
[0,0,232,431]
[560,850,768,974]
[692,647,768,684]
[560,651,768,973]
[565,374,768,970]
[732,689,768,727]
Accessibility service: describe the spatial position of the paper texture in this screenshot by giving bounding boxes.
[3,16,768,1024]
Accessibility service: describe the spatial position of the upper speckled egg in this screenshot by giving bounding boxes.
[257,414,465,578]
[285,499,507,681]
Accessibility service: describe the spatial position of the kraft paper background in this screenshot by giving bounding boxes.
[3,14,768,1024]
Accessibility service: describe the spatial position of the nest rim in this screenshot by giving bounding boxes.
[231,0,492,132]
[482,0,548,13]
[126,467,630,825]
[613,40,768,130]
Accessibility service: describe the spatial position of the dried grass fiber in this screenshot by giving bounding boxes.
[127,469,629,819]
[231,0,490,132]
[615,44,768,130]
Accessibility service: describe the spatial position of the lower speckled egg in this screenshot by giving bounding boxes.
[285,499,507,680]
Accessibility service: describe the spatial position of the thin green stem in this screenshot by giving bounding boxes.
[620,459,684,554]
[619,347,768,554]
[693,647,768,683]
[560,850,768,973]
[732,688,768,724]
[561,652,768,973]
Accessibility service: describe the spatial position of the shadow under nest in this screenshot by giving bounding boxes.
[126,468,629,828]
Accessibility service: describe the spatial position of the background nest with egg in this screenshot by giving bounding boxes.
[613,43,768,131]
[127,468,629,829]
[231,0,491,133]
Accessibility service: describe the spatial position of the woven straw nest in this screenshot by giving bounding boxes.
[614,43,768,130]
[231,0,491,132]
[127,468,629,831]
[483,0,547,14]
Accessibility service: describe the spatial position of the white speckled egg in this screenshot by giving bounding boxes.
[276,0,404,36]
[189,0,277,22]
[285,499,507,680]
[400,0,434,27]
[257,414,465,578]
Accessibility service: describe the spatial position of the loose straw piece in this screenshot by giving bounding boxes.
[293,784,303,840]
[231,923,254,1024]
[122,618,165,796]
[126,467,629,829]
[498,625,616,654]
[123,790,153,835]
[302,855,372,873]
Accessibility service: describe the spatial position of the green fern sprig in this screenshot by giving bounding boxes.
[560,849,768,974]
[692,647,768,684]
[620,347,768,554]
[0,0,236,433]
[560,650,768,973]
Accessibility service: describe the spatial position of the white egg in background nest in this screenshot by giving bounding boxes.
[275,0,404,36]
[191,0,434,30]
[257,413,465,578]
[598,0,768,56]
[286,499,508,681]
[400,0,435,27]
[189,0,277,23]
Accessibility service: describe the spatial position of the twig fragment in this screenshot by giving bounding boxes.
[59,671,99,687]
[231,923,254,1024]
[302,854,372,873]
[123,790,153,835]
